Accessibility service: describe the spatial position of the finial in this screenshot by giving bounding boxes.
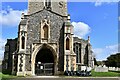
[88,36,90,43]
[67,14,71,20]
[21,12,24,19]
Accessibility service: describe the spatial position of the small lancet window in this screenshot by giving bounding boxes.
[66,38,70,50]
[43,24,48,39]
[45,0,51,8]
[21,36,25,49]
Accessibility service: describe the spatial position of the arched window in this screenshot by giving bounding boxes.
[66,38,70,50]
[43,25,48,39]
[21,37,25,49]
[84,45,88,65]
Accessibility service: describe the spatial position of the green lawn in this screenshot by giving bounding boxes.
[91,70,120,77]
[0,70,120,79]
[0,73,17,79]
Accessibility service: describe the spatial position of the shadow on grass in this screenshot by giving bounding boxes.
[109,70,120,73]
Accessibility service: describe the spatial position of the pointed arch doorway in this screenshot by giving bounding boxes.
[32,44,57,76]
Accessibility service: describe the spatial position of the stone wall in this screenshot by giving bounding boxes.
[95,66,120,72]
[2,38,17,74]
[108,67,120,71]
[95,66,108,72]
[28,1,44,14]
[28,0,67,16]
[27,10,64,47]
[73,37,94,68]
[26,9,66,71]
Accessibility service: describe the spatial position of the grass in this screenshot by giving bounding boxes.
[59,70,120,77]
[0,70,120,79]
[0,73,17,79]
[91,70,120,77]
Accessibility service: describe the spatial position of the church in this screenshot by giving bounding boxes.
[2,0,94,76]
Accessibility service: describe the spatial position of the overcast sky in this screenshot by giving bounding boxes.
[0,0,119,61]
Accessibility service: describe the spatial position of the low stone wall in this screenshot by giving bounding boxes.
[108,67,120,71]
[94,66,120,72]
[95,66,108,72]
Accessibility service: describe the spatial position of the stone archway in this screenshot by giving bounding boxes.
[31,44,57,76]
[35,48,54,75]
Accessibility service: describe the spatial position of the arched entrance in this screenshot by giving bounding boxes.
[33,44,57,76]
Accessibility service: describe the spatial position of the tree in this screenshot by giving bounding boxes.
[94,58,98,66]
[105,53,120,68]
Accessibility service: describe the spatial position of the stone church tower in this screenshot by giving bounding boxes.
[2,0,94,76]
[16,0,76,76]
